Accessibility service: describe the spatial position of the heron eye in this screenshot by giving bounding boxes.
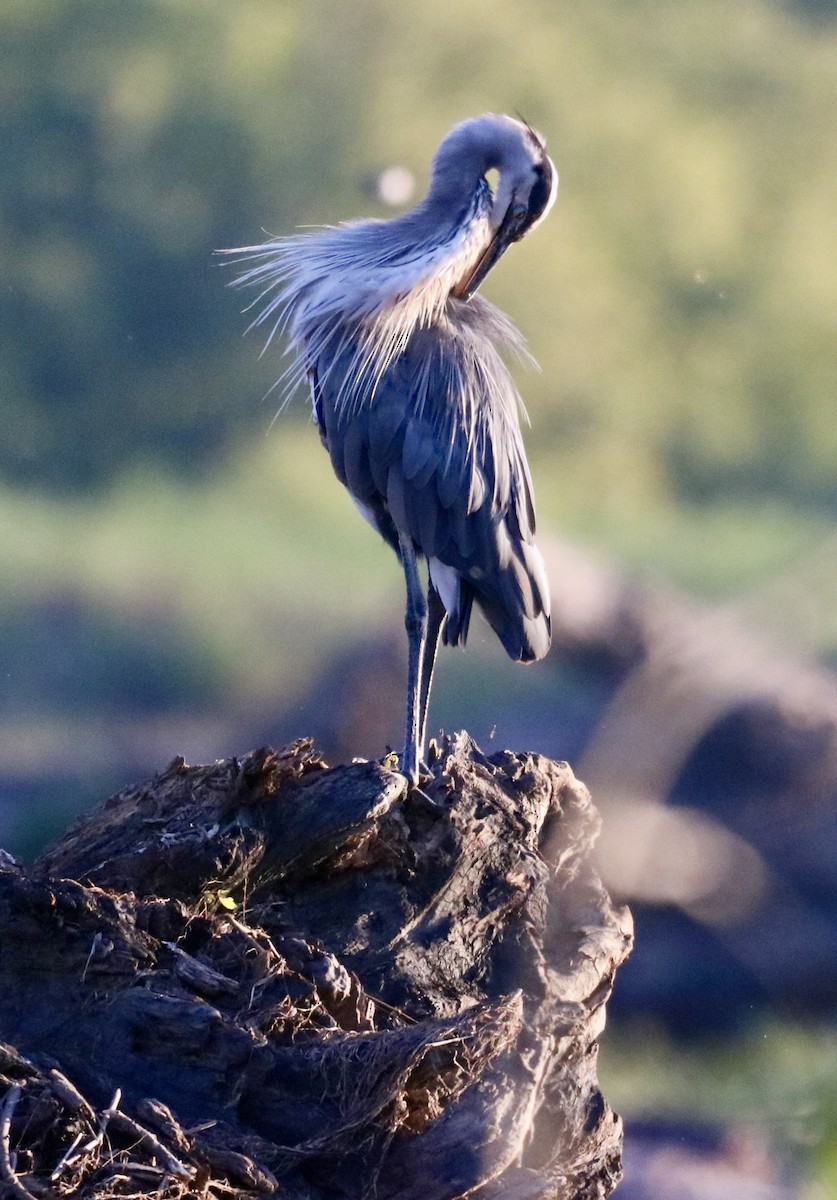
[484,167,500,197]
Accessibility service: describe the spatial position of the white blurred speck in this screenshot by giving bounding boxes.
[375,166,416,208]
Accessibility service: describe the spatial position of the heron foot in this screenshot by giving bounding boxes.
[400,744,442,788]
[381,747,428,789]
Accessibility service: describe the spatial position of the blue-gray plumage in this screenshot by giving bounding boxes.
[225,114,558,784]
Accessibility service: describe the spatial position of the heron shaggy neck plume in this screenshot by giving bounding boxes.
[225,113,558,784]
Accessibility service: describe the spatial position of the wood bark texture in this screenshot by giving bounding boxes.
[0,733,632,1199]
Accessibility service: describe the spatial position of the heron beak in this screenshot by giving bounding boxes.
[454,216,518,302]
[455,155,558,302]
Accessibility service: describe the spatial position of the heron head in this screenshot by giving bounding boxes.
[429,114,558,300]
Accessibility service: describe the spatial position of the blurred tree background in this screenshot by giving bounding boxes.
[2,0,837,1195]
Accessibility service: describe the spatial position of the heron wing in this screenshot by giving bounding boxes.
[309,314,551,663]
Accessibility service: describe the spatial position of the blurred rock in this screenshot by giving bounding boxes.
[619,1120,797,1200]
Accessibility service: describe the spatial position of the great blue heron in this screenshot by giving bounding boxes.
[227,114,557,783]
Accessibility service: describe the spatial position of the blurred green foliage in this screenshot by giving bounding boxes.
[1,0,835,520]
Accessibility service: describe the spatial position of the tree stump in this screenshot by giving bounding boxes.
[0,733,632,1199]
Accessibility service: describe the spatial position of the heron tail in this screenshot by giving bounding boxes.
[438,542,552,663]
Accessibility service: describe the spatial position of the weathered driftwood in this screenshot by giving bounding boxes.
[0,734,632,1199]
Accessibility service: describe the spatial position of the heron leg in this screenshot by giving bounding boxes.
[398,534,427,785]
[417,584,445,771]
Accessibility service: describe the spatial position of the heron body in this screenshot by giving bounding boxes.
[228,114,557,783]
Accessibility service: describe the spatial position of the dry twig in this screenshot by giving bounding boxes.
[0,1084,40,1200]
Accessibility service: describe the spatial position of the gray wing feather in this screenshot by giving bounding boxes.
[402,419,439,485]
[341,419,375,500]
[367,405,405,485]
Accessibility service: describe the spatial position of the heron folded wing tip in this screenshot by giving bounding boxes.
[492,609,551,663]
[522,614,552,662]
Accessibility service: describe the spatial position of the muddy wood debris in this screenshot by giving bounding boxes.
[0,733,632,1200]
